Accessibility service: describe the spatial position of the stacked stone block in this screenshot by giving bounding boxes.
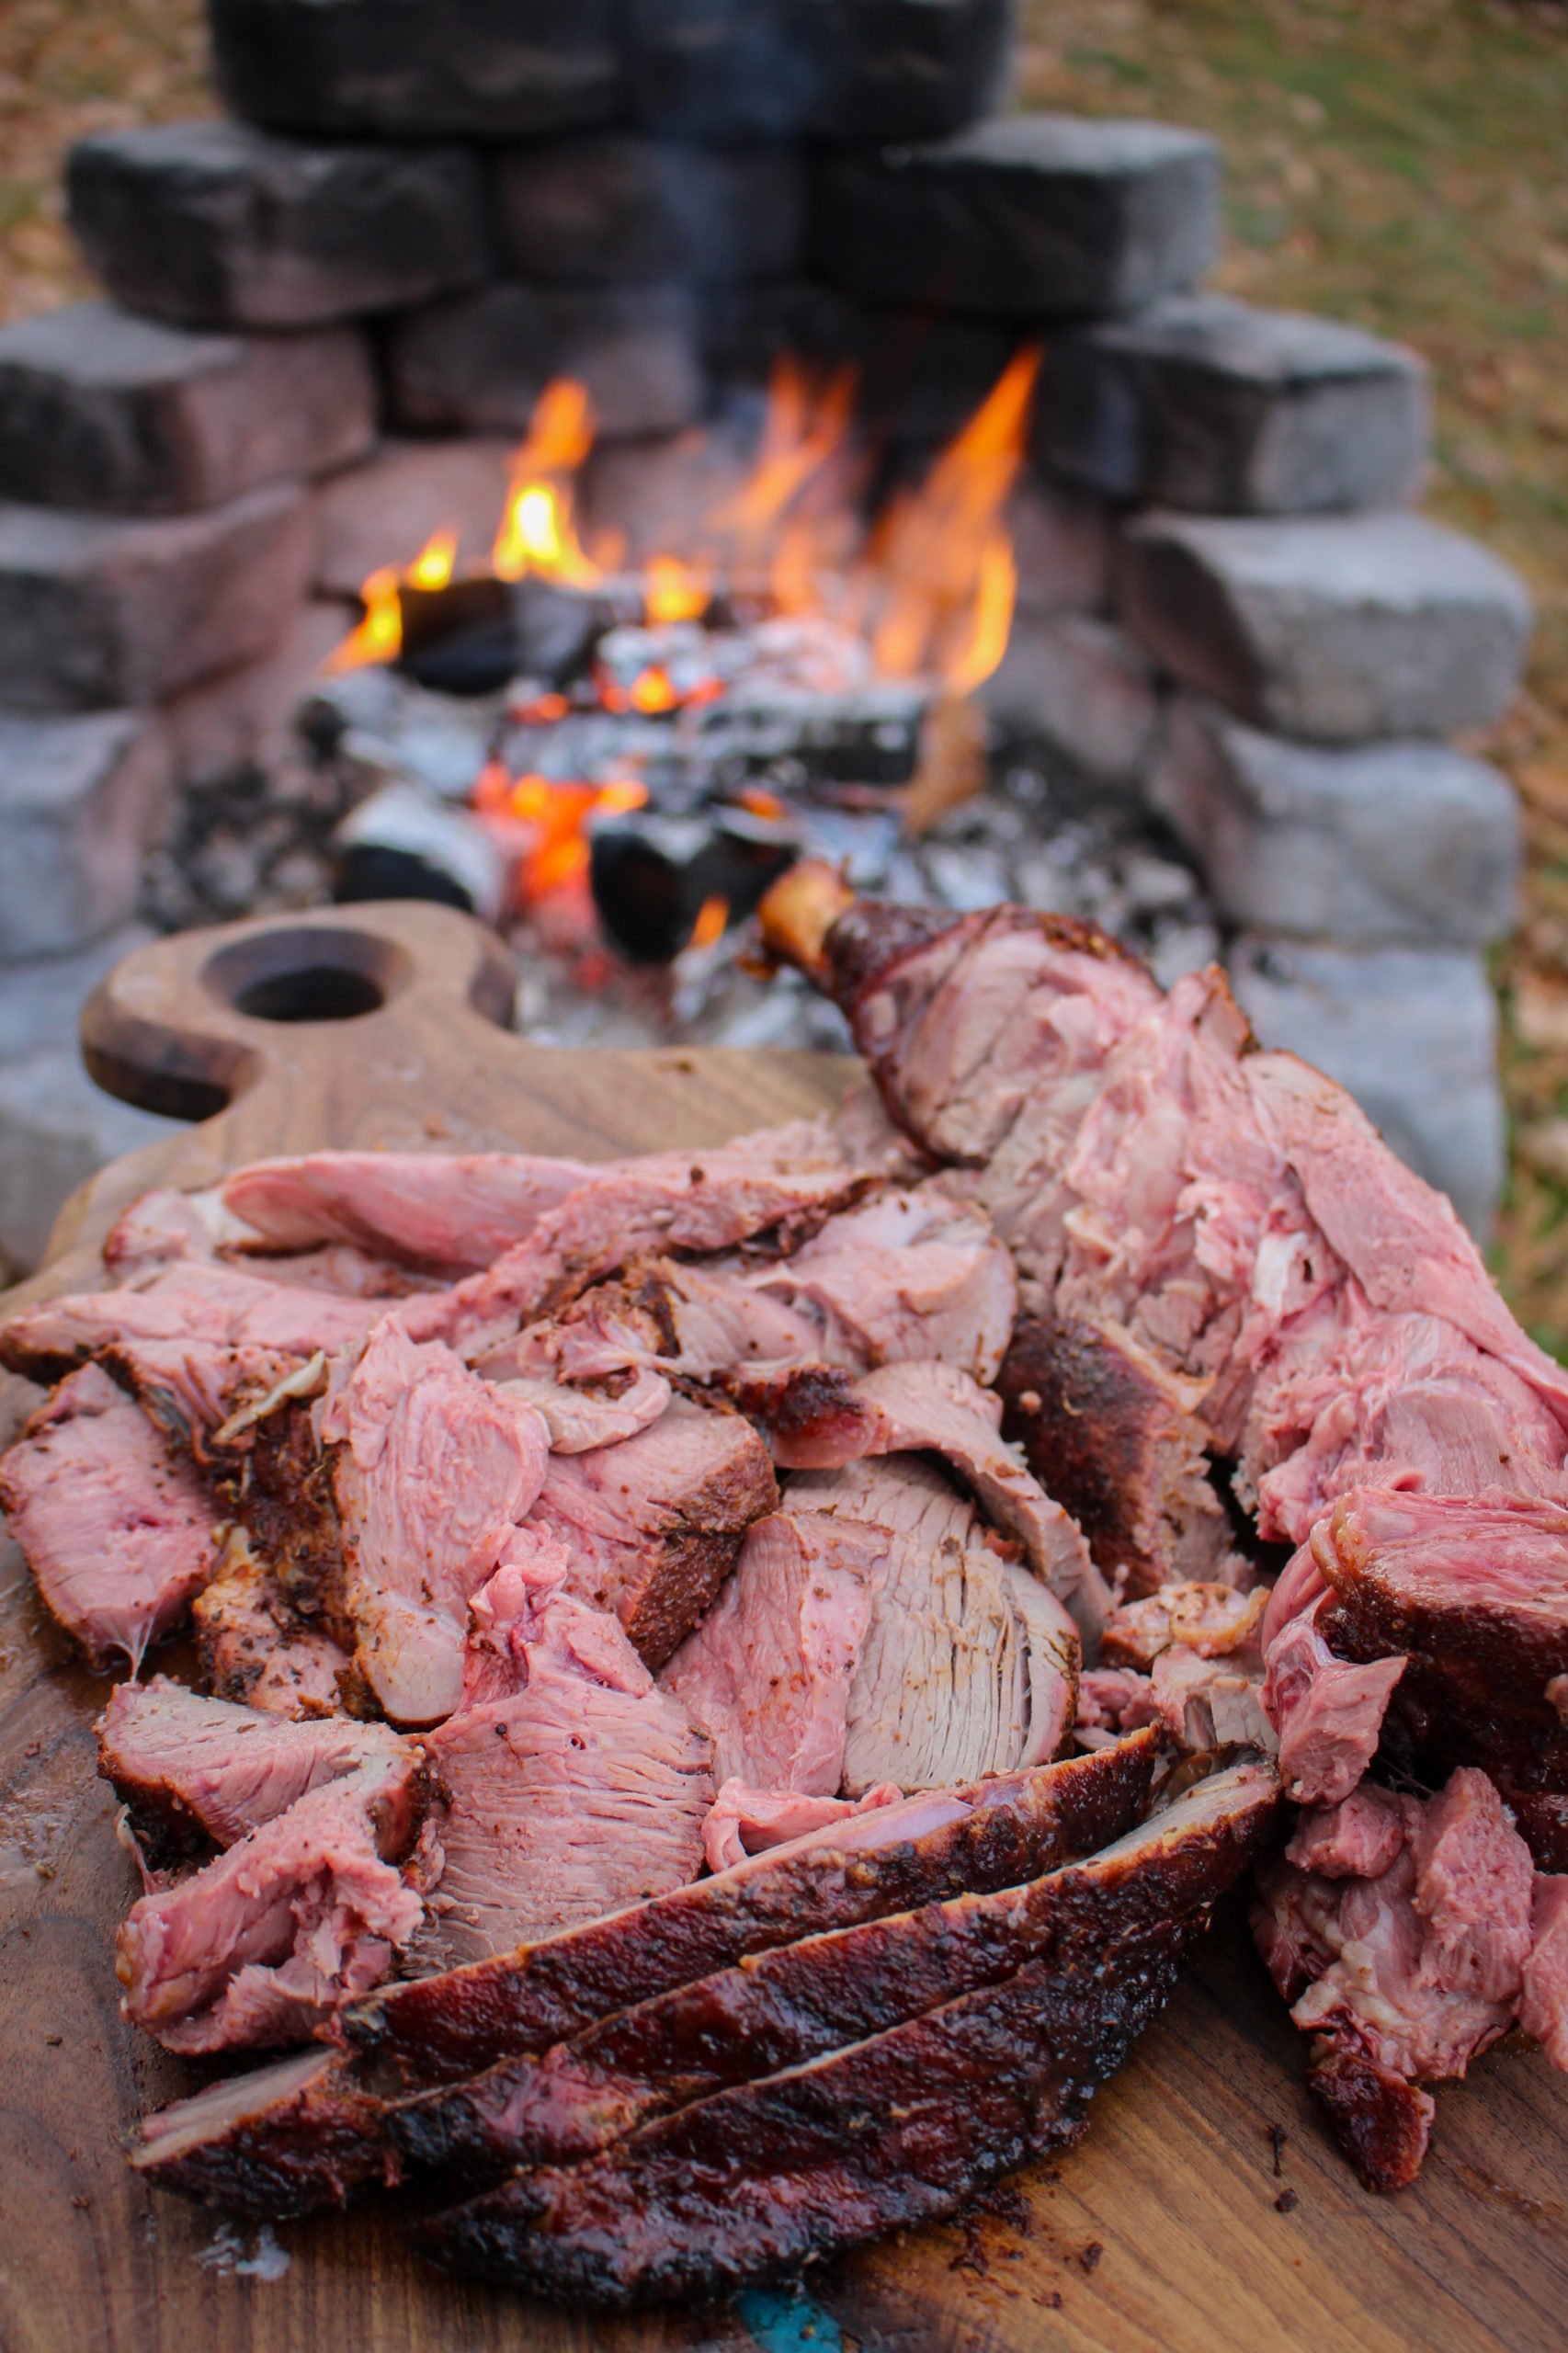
[0,0,1533,1254]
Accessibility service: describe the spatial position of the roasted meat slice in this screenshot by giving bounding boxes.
[417,1760,1278,2304]
[699,1781,903,1872]
[0,1363,222,1667]
[997,1308,1241,1595]
[661,1505,887,1793]
[402,1154,874,1358]
[1253,1767,1568,2188]
[745,1358,1107,1636]
[324,1318,551,1726]
[130,1735,1163,2217]
[526,1395,778,1667]
[98,1677,410,1859]
[222,1150,603,1272]
[0,1262,387,1455]
[789,1457,1079,1794]
[381,1737,1166,2191]
[1263,1486,1568,1853]
[412,1552,713,1968]
[116,1752,428,2052]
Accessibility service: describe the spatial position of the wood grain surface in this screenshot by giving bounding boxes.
[0,902,1562,2353]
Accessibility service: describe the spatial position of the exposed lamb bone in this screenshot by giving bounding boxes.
[410,1544,713,1970]
[115,1752,428,2053]
[324,1318,551,1727]
[742,1358,1109,1641]
[661,1506,888,1795]
[97,1678,412,1857]
[399,1157,877,1360]
[699,1780,903,1873]
[415,1762,1278,2306]
[0,1363,222,1670]
[130,1736,1161,2220]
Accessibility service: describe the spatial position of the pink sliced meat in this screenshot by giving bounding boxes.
[699,1780,903,1873]
[116,1754,427,2052]
[526,1397,778,1668]
[0,1364,222,1668]
[97,1677,412,1853]
[324,1319,551,1727]
[1520,1877,1568,2068]
[1261,1605,1405,1807]
[749,1358,1107,1636]
[662,1507,887,1794]
[222,1151,602,1272]
[1410,1767,1536,2003]
[402,1156,873,1358]
[1101,1581,1267,1672]
[414,1555,713,1968]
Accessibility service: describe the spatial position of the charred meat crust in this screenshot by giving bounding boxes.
[421,1927,1187,2305]
[822,900,1139,1017]
[1306,2038,1435,2194]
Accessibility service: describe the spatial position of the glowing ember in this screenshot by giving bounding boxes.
[644,554,712,626]
[475,760,649,905]
[687,893,730,953]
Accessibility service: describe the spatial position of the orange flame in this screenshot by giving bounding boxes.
[864,346,1040,690]
[644,554,712,626]
[687,894,730,952]
[324,526,457,674]
[475,765,649,904]
[493,380,602,588]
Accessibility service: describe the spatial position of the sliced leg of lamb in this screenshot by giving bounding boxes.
[996,1308,1241,1595]
[116,1752,428,2053]
[0,1363,222,1669]
[324,1319,551,1727]
[411,1552,714,1971]
[0,1263,385,1453]
[401,1158,874,1358]
[526,1396,778,1668]
[98,1677,411,1858]
[221,1151,603,1273]
[416,1761,1278,2305]
[789,1456,1078,1793]
[698,1780,903,1873]
[661,1506,888,1793]
[130,1734,1159,2220]
[1264,1485,1568,1853]
[747,1358,1108,1640]
[383,1740,1169,2194]
[1252,1766,1562,2189]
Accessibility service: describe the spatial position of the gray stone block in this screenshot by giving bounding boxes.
[495,139,804,285]
[0,1042,183,1274]
[625,0,1012,141]
[0,712,173,961]
[700,281,863,394]
[1006,475,1114,616]
[0,301,376,516]
[1151,697,1518,946]
[312,437,515,599]
[1228,935,1505,1241]
[163,599,349,789]
[977,612,1163,785]
[815,115,1221,320]
[209,0,621,138]
[1039,294,1429,515]
[67,120,490,329]
[0,482,314,712]
[1119,510,1532,742]
[0,920,153,1060]
[385,285,705,441]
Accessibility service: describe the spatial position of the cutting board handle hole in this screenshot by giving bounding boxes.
[202,926,412,1028]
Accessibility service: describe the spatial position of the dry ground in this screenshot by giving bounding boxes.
[6,0,1568,1339]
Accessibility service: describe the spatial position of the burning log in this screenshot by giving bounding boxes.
[334,782,508,924]
[589,801,799,964]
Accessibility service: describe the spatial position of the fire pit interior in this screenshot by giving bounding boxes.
[0,0,1536,1266]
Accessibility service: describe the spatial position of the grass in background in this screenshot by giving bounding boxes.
[5,0,1568,1339]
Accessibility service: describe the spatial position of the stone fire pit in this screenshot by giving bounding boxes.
[0,0,1532,1268]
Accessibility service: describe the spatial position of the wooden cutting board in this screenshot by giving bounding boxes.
[0,901,1562,2353]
